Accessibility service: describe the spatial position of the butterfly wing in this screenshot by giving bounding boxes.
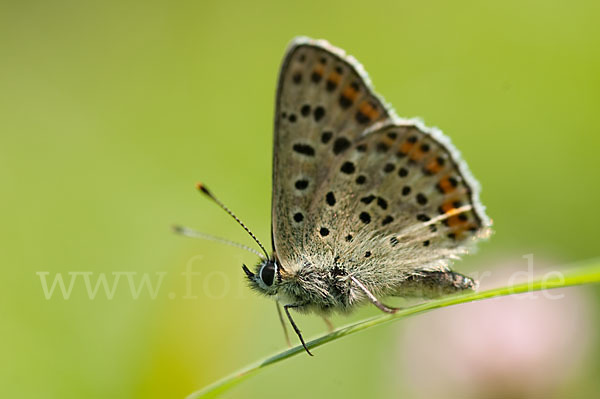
[272,37,491,289]
[272,37,394,266]
[306,121,491,295]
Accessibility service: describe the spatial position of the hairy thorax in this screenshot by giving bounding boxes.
[277,264,359,315]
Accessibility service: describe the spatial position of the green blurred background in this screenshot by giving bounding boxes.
[2,0,599,397]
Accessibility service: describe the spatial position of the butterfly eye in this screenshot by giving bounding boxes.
[259,262,276,287]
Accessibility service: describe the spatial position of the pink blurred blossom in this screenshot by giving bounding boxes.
[394,257,597,398]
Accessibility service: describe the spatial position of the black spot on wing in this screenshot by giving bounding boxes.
[321,131,333,144]
[326,192,336,206]
[300,104,311,117]
[356,111,370,124]
[376,142,390,153]
[417,214,431,222]
[340,162,355,174]
[359,212,371,224]
[383,163,394,173]
[339,95,352,109]
[313,106,325,122]
[295,179,309,190]
[292,143,315,156]
[333,137,351,154]
[326,80,337,92]
[360,195,375,205]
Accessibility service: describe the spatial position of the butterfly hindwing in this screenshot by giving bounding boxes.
[272,37,393,266]
[306,122,490,289]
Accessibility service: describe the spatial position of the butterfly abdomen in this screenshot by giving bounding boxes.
[394,269,478,298]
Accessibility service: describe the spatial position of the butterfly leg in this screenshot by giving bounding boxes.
[275,302,292,347]
[322,316,334,333]
[283,303,313,356]
[350,276,402,314]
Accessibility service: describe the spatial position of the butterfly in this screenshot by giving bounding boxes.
[176,37,491,356]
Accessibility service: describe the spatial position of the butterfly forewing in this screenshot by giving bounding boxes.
[272,37,392,266]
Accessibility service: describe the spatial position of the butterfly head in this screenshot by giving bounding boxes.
[243,259,280,295]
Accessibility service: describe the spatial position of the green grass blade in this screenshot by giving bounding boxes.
[187,258,600,399]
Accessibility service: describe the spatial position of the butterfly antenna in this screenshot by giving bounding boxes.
[195,182,270,260]
[172,225,266,260]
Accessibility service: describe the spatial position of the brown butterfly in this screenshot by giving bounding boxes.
[176,37,491,356]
